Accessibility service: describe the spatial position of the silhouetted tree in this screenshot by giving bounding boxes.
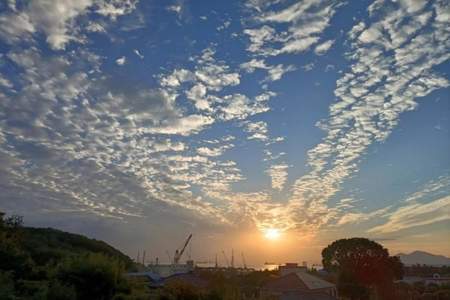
[322,238,404,300]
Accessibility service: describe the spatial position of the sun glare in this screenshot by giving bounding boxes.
[264,228,281,240]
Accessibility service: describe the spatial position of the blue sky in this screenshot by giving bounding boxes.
[0,0,449,264]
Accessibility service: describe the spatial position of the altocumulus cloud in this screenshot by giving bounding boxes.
[0,0,448,243]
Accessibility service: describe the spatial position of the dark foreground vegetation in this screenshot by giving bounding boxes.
[0,211,136,299]
[1,211,450,300]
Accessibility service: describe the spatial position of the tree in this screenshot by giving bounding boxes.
[56,253,124,300]
[322,238,404,300]
[0,212,34,280]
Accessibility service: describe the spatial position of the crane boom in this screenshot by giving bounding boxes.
[173,234,192,264]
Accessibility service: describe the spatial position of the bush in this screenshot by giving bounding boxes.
[160,280,201,300]
[47,280,77,300]
[0,271,16,300]
[56,253,124,300]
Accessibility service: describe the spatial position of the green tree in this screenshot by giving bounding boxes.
[160,280,201,300]
[47,280,77,300]
[322,238,404,300]
[0,212,34,280]
[56,253,124,300]
[0,271,16,300]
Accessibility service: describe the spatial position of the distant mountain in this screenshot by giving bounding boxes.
[397,251,450,266]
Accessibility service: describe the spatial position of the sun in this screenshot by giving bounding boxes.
[264,228,281,240]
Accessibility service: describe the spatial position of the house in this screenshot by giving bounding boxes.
[397,273,450,287]
[262,263,338,300]
[424,273,450,286]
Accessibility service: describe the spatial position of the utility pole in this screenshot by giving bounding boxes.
[137,250,140,263]
[142,250,146,265]
[222,250,230,267]
[241,252,247,269]
[166,250,172,263]
[231,249,234,269]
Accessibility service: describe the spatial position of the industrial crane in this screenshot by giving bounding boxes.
[173,234,192,264]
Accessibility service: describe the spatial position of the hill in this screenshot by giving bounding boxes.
[1,213,138,299]
[21,226,133,268]
[397,250,450,266]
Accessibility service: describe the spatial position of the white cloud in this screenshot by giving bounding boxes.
[266,164,288,190]
[273,0,450,233]
[0,12,35,44]
[195,66,240,91]
[186,84,211,111]
[265,64,296,82]
[405,175,450,203]
[217,20,231,31]
[96,0,139,20]
[240,59,295,82]
[86,22,106,33]
[245,121,268,141]
[197,144,232,157]
[220,94,270,121]
[133,49,144,59]
[369,196,450,234]
[244,1,342,57]
[314,39,334,55]
[0,0,139,50]
[148,114,214,136]
[0,75,14,89]
[336,206,391,226]
[240,59,267,73]
[115,56,126,65]
[167,4,182,16]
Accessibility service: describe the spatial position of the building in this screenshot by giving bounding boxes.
[262,263,338,300]
[425,273,450,286]
[146,260,194,277]
[279,263,308,276]
[397,274,450,286]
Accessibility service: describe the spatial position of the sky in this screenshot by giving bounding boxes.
[0,0,449,266]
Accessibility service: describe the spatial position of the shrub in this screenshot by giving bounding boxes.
[47,280,77,300]
[56,253,124,300]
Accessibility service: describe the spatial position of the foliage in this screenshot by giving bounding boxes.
[21,227,133,268]
[337,270,370,300]
[322,238,404,300]
[161,280,202,300]
[47,280,77,300]
[55,253,125,300]
[0,271,16,300]
[0,211,135,300]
